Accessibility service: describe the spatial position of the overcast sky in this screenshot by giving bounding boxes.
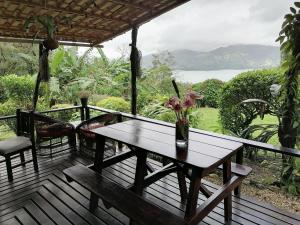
[84,0,294,58]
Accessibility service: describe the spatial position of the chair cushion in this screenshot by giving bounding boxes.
[0,136,32,155]
[81,123,104,139]
[37,123,74,138]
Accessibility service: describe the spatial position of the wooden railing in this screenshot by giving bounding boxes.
[1,105,299,158]
[88,105,300,158]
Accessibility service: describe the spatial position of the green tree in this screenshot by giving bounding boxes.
[0,43,38,75]
[193,79,224,108]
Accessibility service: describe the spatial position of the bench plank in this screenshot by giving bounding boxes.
[218,163,252,176]
[63,165,187,225]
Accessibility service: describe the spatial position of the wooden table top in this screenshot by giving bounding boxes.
[92,120,243,170]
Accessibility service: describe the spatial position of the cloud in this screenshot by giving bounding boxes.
[100,0,292,58]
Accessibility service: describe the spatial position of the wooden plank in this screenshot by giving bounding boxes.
[15,209,39,225]
[63,165,187,225]
[88,106,300,157]
[1,148,299,225]
[91,126,237,170]
[109,122,239,159]
[109,156,296,225]
[123,120,242,150]
[24,200,56,225]
[0,217,21,225]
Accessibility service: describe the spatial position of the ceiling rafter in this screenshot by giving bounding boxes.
[1,0,131,24]
[0,15,114,34]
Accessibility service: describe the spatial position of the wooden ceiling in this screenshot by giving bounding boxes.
[0,0,190,46]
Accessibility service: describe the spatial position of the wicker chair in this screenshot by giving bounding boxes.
[76,113,122,157]
[33,112,76,157]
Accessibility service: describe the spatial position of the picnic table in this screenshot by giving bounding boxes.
[65,119,251,225]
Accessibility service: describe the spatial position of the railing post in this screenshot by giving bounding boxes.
[16,108,21,136]
[80,106,85,121]
[86,106,90,120]
[234,147,244,196]
[117,113,123,150]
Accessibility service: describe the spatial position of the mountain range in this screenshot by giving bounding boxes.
[142,44,281,71]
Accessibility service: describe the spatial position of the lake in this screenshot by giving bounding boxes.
[173,69,253,83]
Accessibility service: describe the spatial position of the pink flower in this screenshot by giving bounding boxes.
[165,96,179,108]
[186,91,202,100]
[183,96,194,108]
[173,101,182,112]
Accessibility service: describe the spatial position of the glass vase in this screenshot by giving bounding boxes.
[175,120,189,149]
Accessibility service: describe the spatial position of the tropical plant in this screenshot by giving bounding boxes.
[193,79,224,108]
[0,43,38,75]
[24,15,62,50]
[275,1,300,190]
[219,69,282,135]
[96,97,130,112]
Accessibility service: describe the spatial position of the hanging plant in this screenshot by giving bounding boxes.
[24,15,59,50]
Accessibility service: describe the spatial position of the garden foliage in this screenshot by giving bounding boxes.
[193,79,224,108]
[219,69,283,135]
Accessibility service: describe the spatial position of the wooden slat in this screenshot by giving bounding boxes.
[92,122,242,171]
[0,149,299,225]
[63,165,187,225]
[88,106,300,157]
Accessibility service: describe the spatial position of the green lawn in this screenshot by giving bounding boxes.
[196,107,279,145]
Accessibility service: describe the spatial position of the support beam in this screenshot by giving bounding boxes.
[0,37,103,48]
[130,26,139,115]
[32,44,43,111]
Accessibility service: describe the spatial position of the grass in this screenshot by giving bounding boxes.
[195,107,279,145]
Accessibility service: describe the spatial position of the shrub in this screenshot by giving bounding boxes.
[0,100,18,133]
[51,103,74,122]
[96,97,130,113]
[0,74,35,103]
[193,79,224,108]
[219,69,283,135]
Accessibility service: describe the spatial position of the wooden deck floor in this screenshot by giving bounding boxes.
[0,149,299,225]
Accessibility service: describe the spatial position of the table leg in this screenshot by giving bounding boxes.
[90,135,105,211]
[133,149,147,195]
[185,167,202,219]
[94,135,105,173]
[130,149,147,225]
[223,159,232,223]
[177,169,188,202]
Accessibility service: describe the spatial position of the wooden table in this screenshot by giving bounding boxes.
[91,119,244,225]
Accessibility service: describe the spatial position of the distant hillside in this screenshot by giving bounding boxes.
[142,44,281,70]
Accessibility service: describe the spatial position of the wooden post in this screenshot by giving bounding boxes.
[16,109,21,136]
[130,26,139,115]
[32,44,43,111]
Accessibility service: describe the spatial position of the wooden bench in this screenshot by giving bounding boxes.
[218,162,252,176]
[63,165,188,225]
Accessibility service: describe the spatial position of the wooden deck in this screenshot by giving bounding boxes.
[0,149,299,225]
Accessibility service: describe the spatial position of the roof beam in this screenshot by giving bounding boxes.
[0,37,103,47]
[2,0,131,24]
[0,27,100,43]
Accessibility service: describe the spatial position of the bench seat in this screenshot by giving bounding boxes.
[218,162,252,176]
[63,165,187,225]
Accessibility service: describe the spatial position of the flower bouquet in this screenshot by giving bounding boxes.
[165,80,203,148]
